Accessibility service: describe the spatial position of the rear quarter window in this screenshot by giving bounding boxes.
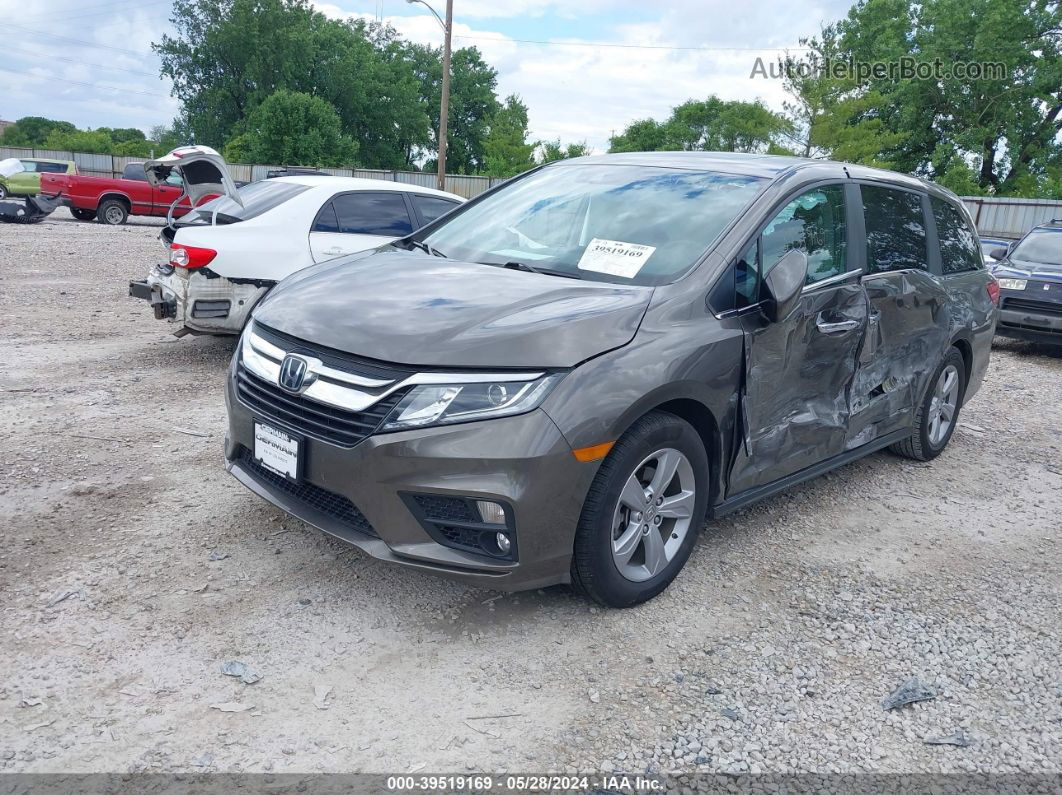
[413,194,460,225]
[932,197,982,274]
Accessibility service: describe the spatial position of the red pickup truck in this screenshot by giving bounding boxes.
[41,162,214,225]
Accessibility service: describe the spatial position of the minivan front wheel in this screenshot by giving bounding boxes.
[571,411,708,608]
[890,347,966,462]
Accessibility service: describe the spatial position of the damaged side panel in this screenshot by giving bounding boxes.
[846,270,950,447]
[728,282,868,493]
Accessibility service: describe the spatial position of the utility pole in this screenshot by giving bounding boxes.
[407,0,453,192]
[438,0,453,192]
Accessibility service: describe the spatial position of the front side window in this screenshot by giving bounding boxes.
[20,160,39,173]
[762,185,847,285]
[332,192,413,236]
[1009,228,1062,268]
[421,164,767,286]
[932,197,982,274]
[862,185,928,273]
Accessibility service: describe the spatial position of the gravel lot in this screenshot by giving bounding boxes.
[1,209,1061,777]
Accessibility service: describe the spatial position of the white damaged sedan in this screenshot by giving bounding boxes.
[129,151,464,336]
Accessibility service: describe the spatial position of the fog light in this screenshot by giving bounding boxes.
[476,500,506,524]
[495,532,511,554]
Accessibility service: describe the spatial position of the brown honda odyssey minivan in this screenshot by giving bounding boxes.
[225,152,997,607]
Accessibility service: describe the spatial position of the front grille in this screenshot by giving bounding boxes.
[237,449,378,538]
[236,364,406,447]
[1003,296,1062,318]
[254,322,414,382]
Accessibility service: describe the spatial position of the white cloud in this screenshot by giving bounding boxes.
[3,0,852,153]
[318,3,826,152]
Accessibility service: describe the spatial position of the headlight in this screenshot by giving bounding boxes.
[381,374,562,431]
[997,278,1027,290]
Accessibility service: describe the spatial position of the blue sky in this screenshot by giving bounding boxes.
[0,0,854,153]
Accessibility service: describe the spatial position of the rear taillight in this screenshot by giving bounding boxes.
[986,277,1000,305]
[170,244,217,269]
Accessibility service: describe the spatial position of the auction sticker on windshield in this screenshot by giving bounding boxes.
[577,238,656,278]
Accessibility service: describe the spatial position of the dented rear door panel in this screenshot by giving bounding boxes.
[846,269,950,445]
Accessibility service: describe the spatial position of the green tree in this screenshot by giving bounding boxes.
[609,99,791,154]
[538,139,591,164]
[154,0,428,168]
[404,42,500,173]
[1,116,76,146]
[223,90,357,166]
[483,94,536,177]
[790,0,1062,194]
[608,119,669,152]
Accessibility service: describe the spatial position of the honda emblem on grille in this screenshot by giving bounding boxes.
[278,354,313,394]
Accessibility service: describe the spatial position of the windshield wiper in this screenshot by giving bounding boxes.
[400,238,448,258]
[500,261,583,280]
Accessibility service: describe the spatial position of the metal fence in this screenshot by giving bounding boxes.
[6,146,1060,228]
[960,196,1062,240]
[0,147,501,198]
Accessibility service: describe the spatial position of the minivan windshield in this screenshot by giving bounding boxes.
[1010,228,1062,267]
[420,164,767,285]
[183,180,310,225]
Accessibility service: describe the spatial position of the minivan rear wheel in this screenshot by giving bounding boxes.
[571,411,708,608]
[890,347,966,462]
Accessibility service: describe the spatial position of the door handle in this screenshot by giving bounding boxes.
[816,318,860,335]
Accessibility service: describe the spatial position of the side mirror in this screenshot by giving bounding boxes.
[989,247,1008,261]
[762,249,808,323]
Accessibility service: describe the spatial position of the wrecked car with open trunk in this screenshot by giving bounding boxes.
[224,152,997,607]
[128,147,464,337]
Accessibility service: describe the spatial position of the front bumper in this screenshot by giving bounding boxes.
[996,288,1062,345]
[129,264,270,335]
[224,371,595,591]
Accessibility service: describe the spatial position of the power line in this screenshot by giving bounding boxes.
[18,0,172,25]
[1,45,164,79]
[6,23,152,57]
[0,67,170,98]
[453,34,811,52]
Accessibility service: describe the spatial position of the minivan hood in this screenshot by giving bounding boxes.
[253,249,654,368]
[993,259,1062,279]
[144,145,242,207]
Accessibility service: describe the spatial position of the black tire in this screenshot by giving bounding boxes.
[0,184,7,200]
[97,198,128,225]
[890,347,966,462]
[71,208,97,221]
[571,411,709,608]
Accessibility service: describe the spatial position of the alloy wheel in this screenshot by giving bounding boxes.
[610,448,696,583]
[927,364,960,447]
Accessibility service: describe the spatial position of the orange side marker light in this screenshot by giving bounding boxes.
[572,441,615,463]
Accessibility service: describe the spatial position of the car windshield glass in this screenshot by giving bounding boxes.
[1010,229,1062,267]
[421,164,767,285]
[185,180,310,224]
